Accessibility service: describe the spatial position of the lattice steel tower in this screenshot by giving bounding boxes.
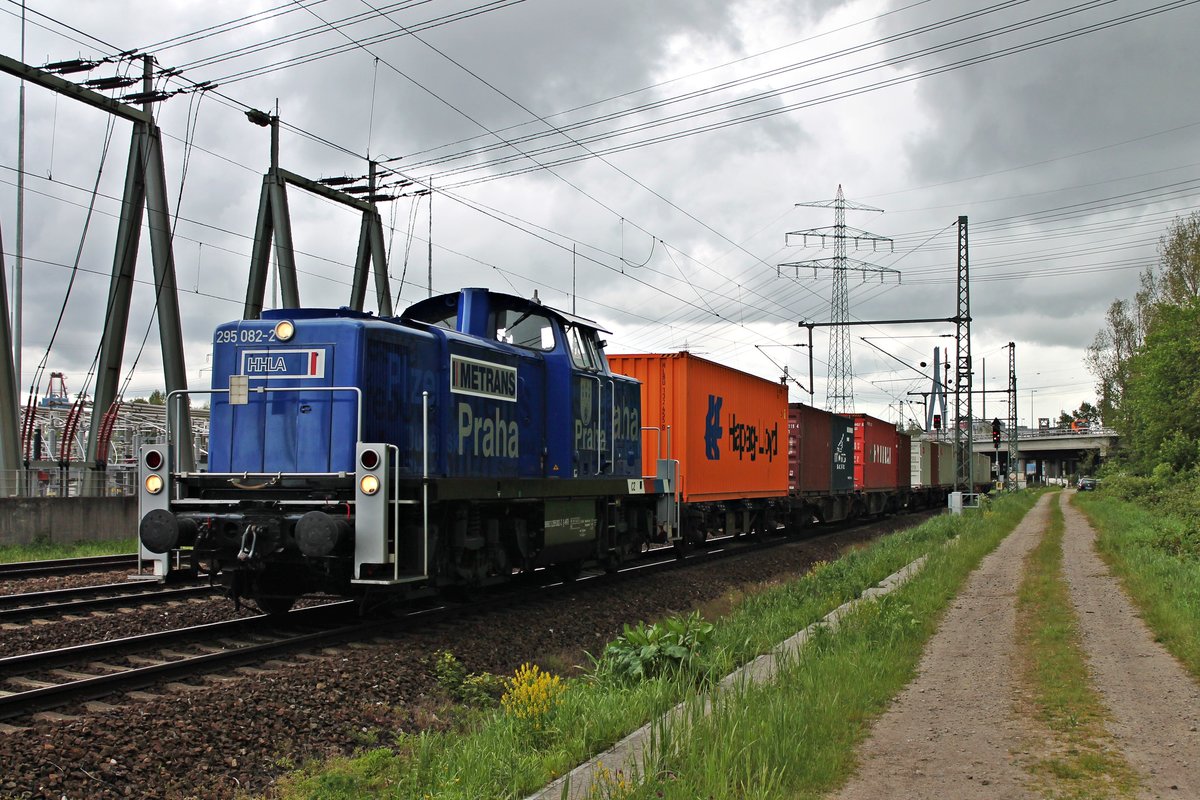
[780,185,895,414]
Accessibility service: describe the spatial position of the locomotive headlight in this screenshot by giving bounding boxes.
[359,474,380,496]
[273,320,295,342]
[145,474,164,495]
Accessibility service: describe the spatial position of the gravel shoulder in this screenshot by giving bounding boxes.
[829,493,1052,800]
[1058,491,1200,799]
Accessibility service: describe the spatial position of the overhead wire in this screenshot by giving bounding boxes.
[14,0,1195,381]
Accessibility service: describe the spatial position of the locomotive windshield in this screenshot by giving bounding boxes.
[492,307,555,350]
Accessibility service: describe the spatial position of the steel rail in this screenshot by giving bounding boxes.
[0,554,138,578]
[0,601,358,719]
[0,584,217,621]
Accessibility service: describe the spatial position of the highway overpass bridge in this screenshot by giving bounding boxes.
[970,426,1118,486]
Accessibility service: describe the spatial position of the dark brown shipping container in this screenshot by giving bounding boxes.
[607,352,788,503]
[788,403,854,495]
[896,432,912,490]
[851,413,901,491]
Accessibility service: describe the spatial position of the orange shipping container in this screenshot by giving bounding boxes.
[607,352,788,503]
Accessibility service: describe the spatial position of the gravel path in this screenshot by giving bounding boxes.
[829,493,1052,800]
[1058,491,1200,799]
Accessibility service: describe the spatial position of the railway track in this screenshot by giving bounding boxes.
[0,601,359,720]
[0,581,218,623]
[0,518,919,721]
[0,553,139,579]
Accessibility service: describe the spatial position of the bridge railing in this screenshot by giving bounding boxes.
[1013,426,1117,440]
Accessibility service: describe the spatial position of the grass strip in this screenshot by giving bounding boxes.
[619,491,1043,799]
[0,537,138,564]
[274,491,1041,800]
[1014,495,1138,799]
[1073,492,1200,681]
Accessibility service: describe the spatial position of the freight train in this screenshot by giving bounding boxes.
[136,288,990,612]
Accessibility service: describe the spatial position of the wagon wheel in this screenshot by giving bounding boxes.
[255,594,296,616]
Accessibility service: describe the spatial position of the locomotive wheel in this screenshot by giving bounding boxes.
[255,595,296,615]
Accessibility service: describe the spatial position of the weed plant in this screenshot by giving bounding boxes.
[1074,490,1200,680]
[0,536,138,564]
[275,491,1040,800]
[591,610,715,685]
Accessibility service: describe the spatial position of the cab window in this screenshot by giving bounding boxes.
[565,324,607,371]
[493,307,555,351]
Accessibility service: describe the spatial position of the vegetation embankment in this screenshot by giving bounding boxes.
[1074,477,1200,682]
[1015,495,1138,799]
[275,490,1040,800]
[0,536,138,564]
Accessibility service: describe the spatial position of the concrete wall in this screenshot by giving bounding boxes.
[0,497,136,546]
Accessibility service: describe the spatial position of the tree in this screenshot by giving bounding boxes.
[1056,401,1101,428]
[1119,298,1200,470]
[1085,298,1142,424]
[1158,212,1200,306]
[132,390,167,405]
[1086,212,1200,472]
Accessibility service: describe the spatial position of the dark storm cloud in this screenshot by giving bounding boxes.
[7,0,1182,418]
[880,0,1200,204]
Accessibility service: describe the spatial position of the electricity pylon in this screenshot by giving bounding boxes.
[780,185,895,414]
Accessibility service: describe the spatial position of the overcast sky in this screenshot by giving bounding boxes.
[2,0,1197,429]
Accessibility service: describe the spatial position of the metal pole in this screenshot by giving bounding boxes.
[427,179,433,297]
[0,224,20,496]
[954,216,973,492]
[14,5,25,406]
[807,323,814,406]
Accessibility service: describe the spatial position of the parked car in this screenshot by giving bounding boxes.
[1078,476,1099,491]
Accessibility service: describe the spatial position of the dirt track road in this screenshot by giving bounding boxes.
[831,491,1200,800]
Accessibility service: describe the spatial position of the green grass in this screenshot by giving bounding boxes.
[275,490,1042,800]
[623,490,1044,800]
[1074,491,1200,681]
[1014,495,1138,799]
[0,537,138,564]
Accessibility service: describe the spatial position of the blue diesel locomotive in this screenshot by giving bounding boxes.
[137,288,671,612]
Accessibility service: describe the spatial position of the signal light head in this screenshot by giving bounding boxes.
[145,474,164,495]
[359,474,380,496]
[145,449,164,470]
[360,449,380,470]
